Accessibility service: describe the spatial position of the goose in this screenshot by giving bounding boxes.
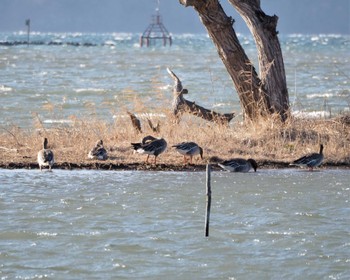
[131,136,167,164]
[172,142,203,164]
[218,158,258,172]
[37,138,54,171]
[290,144,324,171]
[88,140,108,160]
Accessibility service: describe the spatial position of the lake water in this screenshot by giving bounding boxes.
[0,33,349,127]
[1,31,349,279]
[1,168,349,279]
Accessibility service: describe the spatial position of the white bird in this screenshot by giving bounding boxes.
[131,136,167,164]
[172,142,203,164]
[218,158,258,172]
[37,138,54,171]
[88,140,108,160]
[290,144,324,171]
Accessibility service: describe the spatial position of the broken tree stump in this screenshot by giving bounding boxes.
[167,68,235,124]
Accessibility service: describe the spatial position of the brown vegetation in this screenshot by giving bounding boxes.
[0,110,349,171]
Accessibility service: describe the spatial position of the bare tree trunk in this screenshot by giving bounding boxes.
[179,0,289,121]
[229,0,289,121]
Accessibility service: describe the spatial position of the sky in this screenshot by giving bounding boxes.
[0,0,349,34]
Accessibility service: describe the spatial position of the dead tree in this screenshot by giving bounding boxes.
[179,0,289,122]
[167,68,235,124]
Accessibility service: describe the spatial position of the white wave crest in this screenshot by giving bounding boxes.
[292,110,330,118]
[74,88,105,93]
[43,119,74,124]
[306,93,334,99]
[0,84,13,92]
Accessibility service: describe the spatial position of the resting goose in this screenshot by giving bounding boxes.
[218,158,258,172]
[37,138,55,171]
[88,140,108,160]
[172,142,203,164]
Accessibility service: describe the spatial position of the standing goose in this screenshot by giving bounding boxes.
[290,144,324,171]
[88,140,108,160]
[172,142,203,164]
[37,137,54,171]
[131,136,167,164]
[218,158,258,172]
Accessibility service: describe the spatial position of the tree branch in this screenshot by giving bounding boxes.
[167,68,235,124]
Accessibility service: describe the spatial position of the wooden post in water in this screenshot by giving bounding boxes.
[205,164,212,237]
[25,19,30,46]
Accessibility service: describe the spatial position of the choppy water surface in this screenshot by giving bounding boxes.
[0,169,349,279]
[0,33,349,127]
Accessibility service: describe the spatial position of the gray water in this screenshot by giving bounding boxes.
[1,33,349,128]
[0,169,349,279]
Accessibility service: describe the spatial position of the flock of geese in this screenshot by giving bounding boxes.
[36,67,325,173]
[37,136,324,172]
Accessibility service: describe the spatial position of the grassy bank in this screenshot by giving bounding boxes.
[0,112,349,170]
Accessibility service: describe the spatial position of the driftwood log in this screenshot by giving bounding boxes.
[167,68,235,124]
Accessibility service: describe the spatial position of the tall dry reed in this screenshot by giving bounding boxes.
[0,109,349,166]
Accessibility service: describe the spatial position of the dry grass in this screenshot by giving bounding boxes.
[0,109,349,169]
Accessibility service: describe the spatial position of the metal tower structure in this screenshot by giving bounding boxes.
[140,0,172,47]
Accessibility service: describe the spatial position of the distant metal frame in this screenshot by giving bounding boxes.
[140,6,172,47]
